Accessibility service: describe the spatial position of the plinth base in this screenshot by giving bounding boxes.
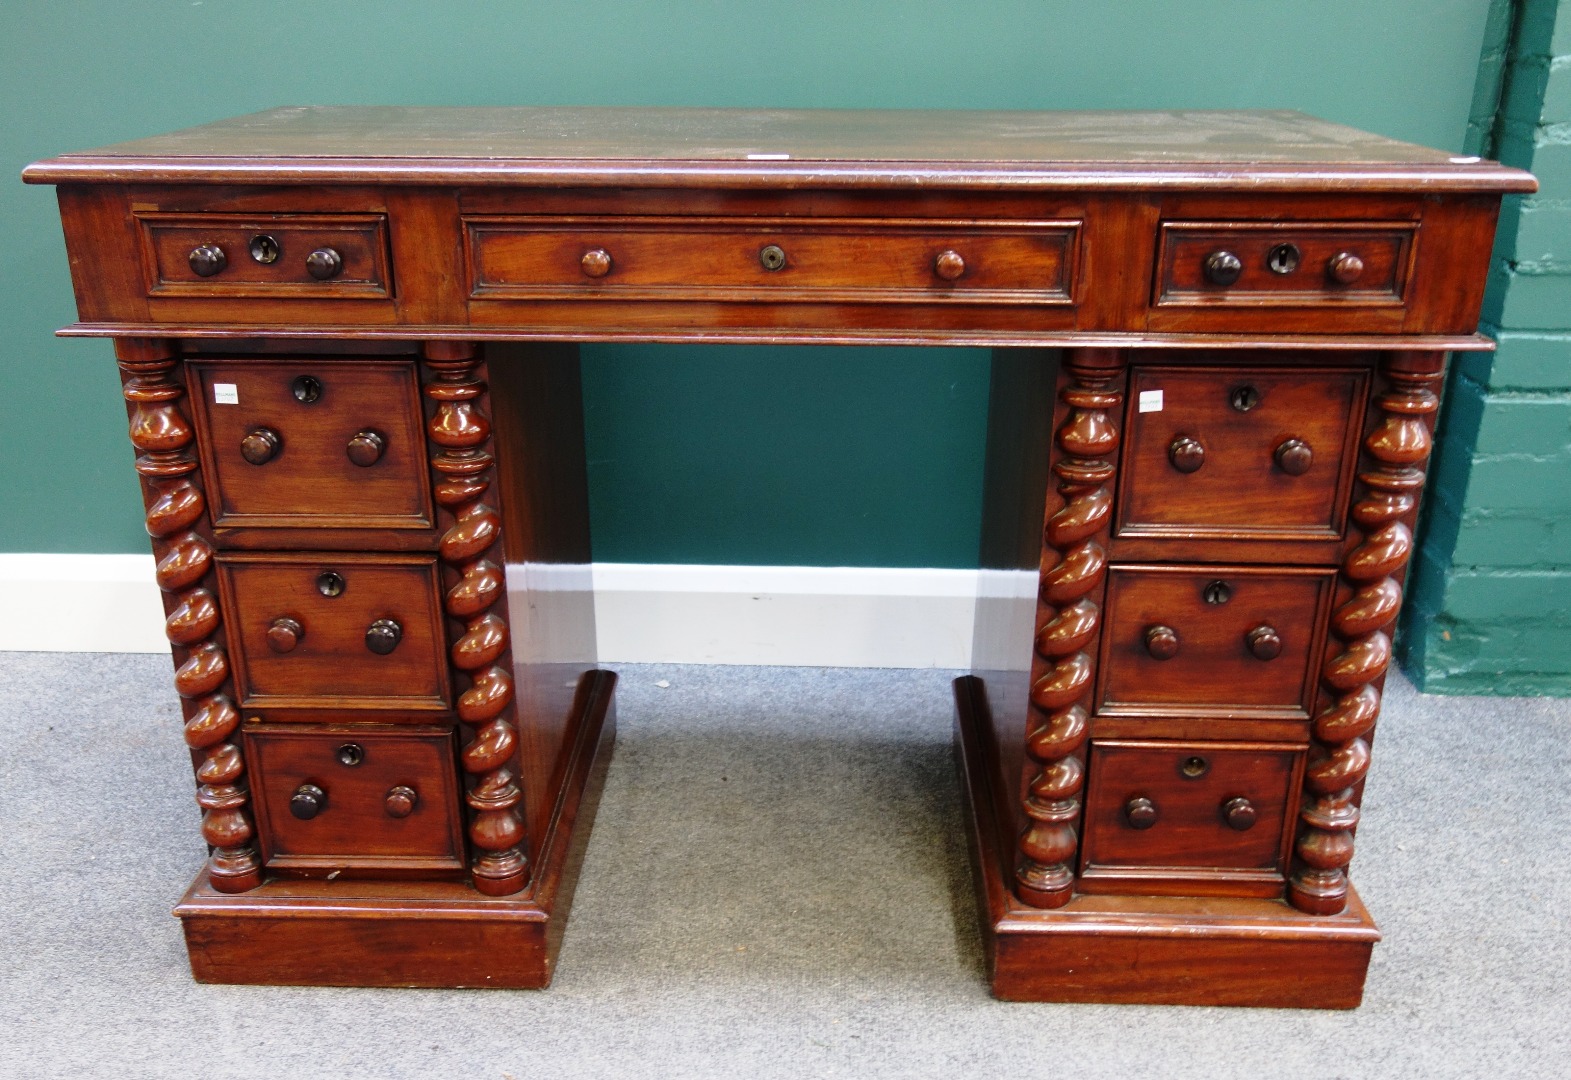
[175,670,617,989]
[953,675,1380,1008]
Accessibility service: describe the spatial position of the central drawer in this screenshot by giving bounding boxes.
[217,552,451,713]
[464,216,1080,305]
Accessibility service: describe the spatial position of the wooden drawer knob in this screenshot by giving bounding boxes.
[188,243,227,277]
[365,617,403,655]
[1275,437,1313,475]
[1246,624,1283,661]
[346,429,386,467]
[305,247,343,280]
[1124,796,1158,829]
[1328,251,1365,284]
[1223,796,1257,831]
[580,248,612,277]
[1145,624,1180,660]
[239,427,281,465]
[1168,435,1205,473]
[266,616,304,654]
[290,783,327,820]
[385,785,418,818]
[1204,250,1243,286]
[934,249,966,280]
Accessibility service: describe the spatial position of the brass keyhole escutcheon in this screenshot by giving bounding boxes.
[316,571,346,598]
[1230,384,1261,412]
[759,244,787,271]
[248,233,281,264]
[1203,580,1232,605]
[291,375,323,404]
[1180,756,1210,779]
[1266,242,1301,274]
[336,743,365,767]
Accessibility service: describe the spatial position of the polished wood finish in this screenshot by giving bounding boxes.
[246,723,467,876]
[29,107,1527,1002]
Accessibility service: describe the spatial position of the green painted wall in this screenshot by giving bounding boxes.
[2,1,1493,566]
[1404,0,1571,695]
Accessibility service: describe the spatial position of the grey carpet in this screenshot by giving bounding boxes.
[1,653,1566,1079]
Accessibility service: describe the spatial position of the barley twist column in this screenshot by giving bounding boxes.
[1016,348,1125,908]
[423,342,529,896]
[117,338,261,893]
[1289,351,1443,915]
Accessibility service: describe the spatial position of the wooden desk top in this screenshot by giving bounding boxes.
[23,106,1536,192]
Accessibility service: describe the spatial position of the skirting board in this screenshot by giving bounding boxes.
[0,555,1020,668]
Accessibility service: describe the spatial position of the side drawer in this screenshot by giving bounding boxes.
[1153,221,1415,310]
[187,358,434,533]
[136,211,391,298]
[1097,565,1336,720]
[217,552,450,713]
[1078,740,1303,898]
[246,724,466,876]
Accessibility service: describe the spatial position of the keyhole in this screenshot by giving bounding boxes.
[1266,242,1301,274]
[248,234,281,264]
[292,375,323,404]
[1230,385,1261,412]
[1203,580,1232,605]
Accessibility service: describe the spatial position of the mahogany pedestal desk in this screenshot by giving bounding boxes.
[24,108,1534,1007]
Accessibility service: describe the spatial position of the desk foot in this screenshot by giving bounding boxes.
[953,675,1380,1009]
[173,669,617,989]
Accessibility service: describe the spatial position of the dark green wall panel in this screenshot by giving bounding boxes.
[1,1,1492,563]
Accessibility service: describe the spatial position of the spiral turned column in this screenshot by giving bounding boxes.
[1289,352,1443,915]
[423,343,529,896]
[1015,348,1125,908]
[116,339,261,893]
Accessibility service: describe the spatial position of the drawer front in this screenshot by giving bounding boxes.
[465,216,1079,305]
[247,725,465,874]
[1154,221,1414,309]
[137,212,391,297]
[1097,565,1335,720]
[1116,365,1368,542]
[1079,740,1301,896]
[188,359,433,532]
[218,553,450,712]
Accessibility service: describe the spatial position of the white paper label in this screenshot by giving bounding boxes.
[213,383,239,405]
[1138,389,1164,413]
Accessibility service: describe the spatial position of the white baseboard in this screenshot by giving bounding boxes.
[0,554,991,668]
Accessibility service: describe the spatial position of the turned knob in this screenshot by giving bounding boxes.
[305,247,343,280]
[365,618,403,655]
[1145,624,1180,660]
[1168,435,1205,473]
[290,783,327,820]
[1125,797,1158,830]
[1275,437,1313,475]
[346,429,386,467]
[188,243,227,277]
[1204,250,1243,286]
[1246,624,1283,660]
[934,249,966,281]
[239,427,281,465]
[1328,251,1365,284]
[385,785,418,818]
[580,248,612,278]
[266,616,304,654]
[759,244,787,271]
[1223,796,1258,831]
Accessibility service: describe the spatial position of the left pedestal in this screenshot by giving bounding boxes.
[176,668,616,988]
